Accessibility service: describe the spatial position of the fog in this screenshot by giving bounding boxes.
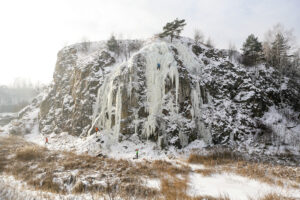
[0,78,43,113]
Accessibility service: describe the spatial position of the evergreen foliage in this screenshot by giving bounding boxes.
[106,35,120,54]
[241,34,263,66]
[159,18,186,42]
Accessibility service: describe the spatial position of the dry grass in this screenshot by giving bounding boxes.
[39,173,61,193]
[15,145,46,161]
[161,176,188,200]
[257,193,297,200]
[0,136,62,193]
[119,183,159,199]
[188,148,300,188]
[152,160,190,175]
[230,162,300,186]
[188,149,242,166]
[0,136,163,199]
[194,168,217,176]
[1,136,299,200]
[151,160,231,200]
[72,181,85,193]
[0,137,249,199]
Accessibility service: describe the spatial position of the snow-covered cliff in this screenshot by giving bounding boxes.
[7,37,300,153]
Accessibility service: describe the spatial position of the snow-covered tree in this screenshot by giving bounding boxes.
[159,18,186,42]
[263,23,295,69]
[292,49,300,74]
[241,34,263,66]
[106,34,120,55]
[270,33,291,71]
[128,41,142,57]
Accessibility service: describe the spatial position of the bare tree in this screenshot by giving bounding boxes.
[128,40,142,57]
[206,37,214,48]
[263,23,296,67]
[194,29,204,45]
[292,48,300,75]
[81,36,91,52]
[228,42,237,61]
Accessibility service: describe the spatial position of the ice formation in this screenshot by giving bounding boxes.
[89,40,210,145]
[143,42,180,139]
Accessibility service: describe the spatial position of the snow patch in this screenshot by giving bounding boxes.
[187,172,300,200]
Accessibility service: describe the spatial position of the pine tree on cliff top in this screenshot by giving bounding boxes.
[241,34,263,66]
[159,18,186,42]
[107,34,120,55]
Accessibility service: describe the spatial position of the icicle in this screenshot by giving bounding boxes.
[191,83,202,120]
[143,42,181,139]
[128,76,132,100]
[134,113,138,135]
[179,130,189,147]
[175,70,179,113]
[114,84,122,141]
[90,41,191,142]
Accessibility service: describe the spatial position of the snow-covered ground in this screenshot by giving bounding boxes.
[188,172,300,200]
[1,94,299,200]
[2,127,300,200]
[24,130,175,160]
[261,106,300,154]
[0,175,99,200]
[1,105,299,200]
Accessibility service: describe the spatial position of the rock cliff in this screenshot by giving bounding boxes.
[8,37,300,152]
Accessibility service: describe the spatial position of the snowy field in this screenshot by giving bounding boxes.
[1,130,300,200]
[188,173,300,200]
[0,100,299,200]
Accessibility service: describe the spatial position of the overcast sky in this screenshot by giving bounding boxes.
[0,0,299,85]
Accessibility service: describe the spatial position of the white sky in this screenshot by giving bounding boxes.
[0,0,299,85]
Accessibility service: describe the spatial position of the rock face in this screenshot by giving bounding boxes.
[39,43,116,136]
[16,38,300,151]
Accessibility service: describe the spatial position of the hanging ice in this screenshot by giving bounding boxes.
[89,39,211,146]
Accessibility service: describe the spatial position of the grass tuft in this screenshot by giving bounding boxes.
[15,146,45,161]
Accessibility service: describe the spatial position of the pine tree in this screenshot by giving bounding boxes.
[241,34,263,66]
[106,35,120,55]
[159,18,186,42]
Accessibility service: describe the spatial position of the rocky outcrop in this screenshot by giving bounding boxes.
[12,38,299,152]
[39,45,115,136]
